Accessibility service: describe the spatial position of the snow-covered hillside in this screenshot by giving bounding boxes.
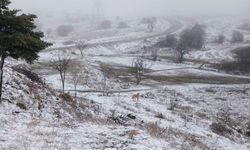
[1,16,250,150]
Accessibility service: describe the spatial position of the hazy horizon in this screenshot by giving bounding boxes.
[10,0,250,17]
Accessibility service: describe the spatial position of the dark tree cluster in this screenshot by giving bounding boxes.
[179,24,206,50]
[219,46,250,74]
[155,24,206,63]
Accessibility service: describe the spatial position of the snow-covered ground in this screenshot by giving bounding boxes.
[1,16,250,149]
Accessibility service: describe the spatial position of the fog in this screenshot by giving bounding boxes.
[11,0,249,17]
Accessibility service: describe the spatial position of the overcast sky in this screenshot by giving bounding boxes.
[10,0,250,17]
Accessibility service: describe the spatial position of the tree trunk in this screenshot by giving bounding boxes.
[74,84,77,99]
[79,50,83,57]
[0,54,6,102]
[59,72,65,93]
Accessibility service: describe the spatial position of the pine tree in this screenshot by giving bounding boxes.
[0,0,51,101]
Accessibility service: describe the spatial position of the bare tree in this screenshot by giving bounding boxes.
[151,48,159,61]
[100,75,110,96]
[69,61,85,99]
[50,53,71,93]
[175,42,188,63]
[148,17,156,32]
[131,56,150,84]
[76,41,88,57]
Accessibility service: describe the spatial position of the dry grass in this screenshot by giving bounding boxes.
[145,122,209,150]
[128,130,140,139]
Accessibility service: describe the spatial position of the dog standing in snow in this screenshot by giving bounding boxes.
[132,93,140,102]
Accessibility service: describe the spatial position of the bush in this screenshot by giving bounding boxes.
[210,122,233,138]
[56,25,74,37]
[117,21,129,28]
[231,31,244,43]
[155,112,165,119]
[99,20,112,29]
[59,93,74,103]
[12,65,44,84]
[16,102,28,110]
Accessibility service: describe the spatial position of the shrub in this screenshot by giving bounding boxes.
[56,25,74,37]
[155,112,165,119]
[16,102,28,110]
[210,122,233,137]
[128,130,140,139]
[231,31,244,43]
[59,93,74,103]
[12,65,44,84]
[168,99,178,111]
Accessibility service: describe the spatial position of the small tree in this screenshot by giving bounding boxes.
[132,56,150,84]
[76,41,88,57]
[151,48,159,61]
[0,0,51,101]
[175,42,188,63]
[50,53,71,93]
[231,31,244,43]
[147,17,156,32]
[69,61,84,99]
[56,24,74,37]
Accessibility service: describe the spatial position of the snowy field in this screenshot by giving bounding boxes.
[1,16,250,149]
